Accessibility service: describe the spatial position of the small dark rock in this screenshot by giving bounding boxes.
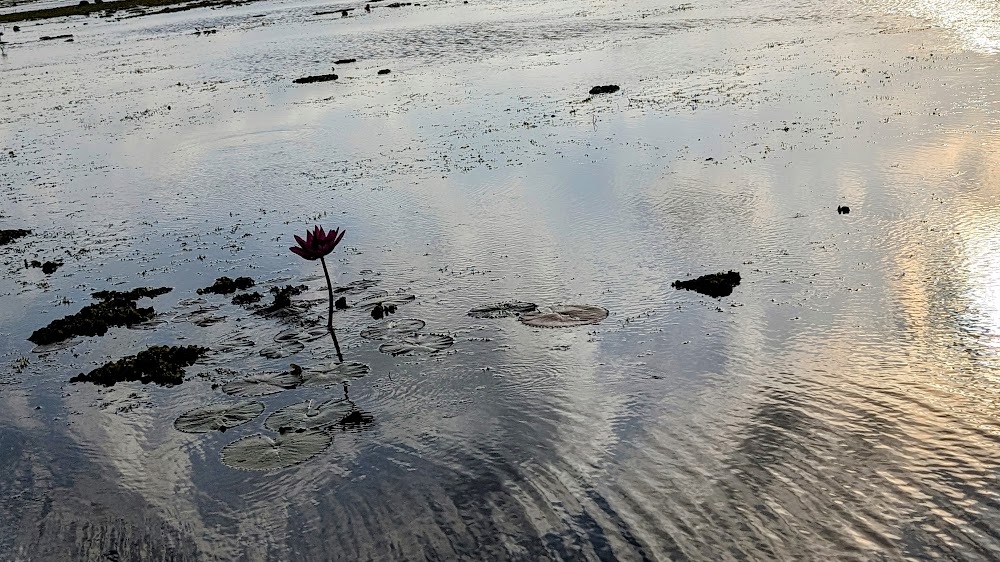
[672,271,741,299]
[293,73,338,84]
[589,84,620,95]
[12,26,20,32]
[335,296,348,310]
[377,68,391,75]
[198,276,254,295]
[837,205,850,214]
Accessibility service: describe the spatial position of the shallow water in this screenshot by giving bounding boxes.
[2,0,1000,559]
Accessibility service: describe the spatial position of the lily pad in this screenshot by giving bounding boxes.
[222,365,303,396]
[360,319,425,340]
[258,340,305,359]
[264,399,354,432]
[355,292,415,310]
[274,325,329,343]
[519,305,608,328]
[378,334,454,356]
[467,300,537,319]
[301,361,370,386]
[174,400,264,433]
[221,430,332,471]
[334,279,380,295]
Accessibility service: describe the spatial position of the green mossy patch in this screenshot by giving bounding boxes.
[0,229,30,246]
[29,287,172,345]
[71,345,208,386]
[198,276,254,295]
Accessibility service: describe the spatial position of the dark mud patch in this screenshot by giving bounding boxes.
[293,74,338,84]
[29,287,172,345]
[589,84,620,95]
[0,229,30,246]
[197,276,254,295]
[70,345,208,386]
[671,271,741,298]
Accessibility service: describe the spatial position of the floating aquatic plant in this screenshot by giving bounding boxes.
[222,365,303,396]
[378,334,454,356]
[70,345,208,386]
[301,361,370,386]
[289,226,346,361]
[197,276,254,295]
[173,400,265,433]
[0,229,30,246]
[519,305,608,328]
[671,271,741,298]
[360,318,425,340]
[29,287,173,345]
[221,430,332,471]
[356,292,415,319]
[467,300,537,319]
[264,398,354,432]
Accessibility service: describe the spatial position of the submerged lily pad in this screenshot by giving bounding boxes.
[221,430,332,471]
[258,340,305,359]
[174,400,265,433]
[360,319,425,340]
[301,361,371,386]
[274,325,329,343]
[356,292,415,310]
[264,399,354,432]
[378,334,454,356]
[222,365,303,396]
[467,300,537,319]
[519,305,608,328]
[70,345,208,386]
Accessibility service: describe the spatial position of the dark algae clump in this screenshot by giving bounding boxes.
[0,229,30,245]
[232,291,264,306]
[671,271,741,298]
[198,276,255,295]
[259,284,308,313]
[71,345,208,386]
[29,287,172,345]
[589,84,620,95]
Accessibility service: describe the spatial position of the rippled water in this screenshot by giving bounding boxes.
[2,0,1000,559]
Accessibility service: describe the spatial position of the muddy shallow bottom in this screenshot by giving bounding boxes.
[2,0,1000,559]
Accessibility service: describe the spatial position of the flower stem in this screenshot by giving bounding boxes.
[320,256,344,363]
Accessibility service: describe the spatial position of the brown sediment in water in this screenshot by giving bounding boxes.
[70,345,208,386]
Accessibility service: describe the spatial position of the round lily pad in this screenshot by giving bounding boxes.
[301,361,371,386]
[334,279,380,295]
[222,366,303,396]
[220,430,332,471]
[378,334,454,356]
[467,300,537,319]
[519,305,608,328]
[264,399,355,432]
[274,325,329,343]
[174,400,265,433]
[356,292,416,309]
[258,340,305,359]
[360,319,426,340]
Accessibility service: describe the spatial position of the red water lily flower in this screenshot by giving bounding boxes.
[289,226,346,261]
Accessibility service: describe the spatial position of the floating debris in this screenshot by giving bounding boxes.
[26,260,63,274]
[360,318,425,340]
[378,334,454,356]
[371,302,396,320]
[30,287,173,345]
[589,84,620,95]
[334,58,357,64]
[197,276,254,295]
[174,400,264,433]
[300,361,370,386]
[293,73,338,84]
[70,345,208,386]
[467,300,537,319]
[264,398,354,432]
[837,205,851,214]
[0,229,30,246]
[671,271,741,298]
[39,34,73,41]
[335,296,348,310]
[222,364,303,396]
[519,305,608,328]
[377,68,391,75]
[221,430,332,471]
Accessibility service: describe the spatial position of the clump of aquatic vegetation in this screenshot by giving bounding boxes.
[71,345,208,386]
[197,276,254,295]
[28,287,172,345]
